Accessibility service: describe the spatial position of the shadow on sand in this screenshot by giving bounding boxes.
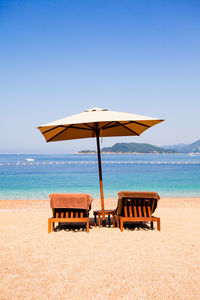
[53,217,155,232]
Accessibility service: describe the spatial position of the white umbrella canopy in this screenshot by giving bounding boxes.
[37,107,164,225]
[38,107,163,142]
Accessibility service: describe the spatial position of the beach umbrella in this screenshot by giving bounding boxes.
[37,107,163,225]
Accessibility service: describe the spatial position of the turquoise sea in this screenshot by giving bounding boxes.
[0,154,200,199]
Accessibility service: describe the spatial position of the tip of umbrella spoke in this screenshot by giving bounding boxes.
[85,107,108,112]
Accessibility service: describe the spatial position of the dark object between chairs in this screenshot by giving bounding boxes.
[93,209,116,227]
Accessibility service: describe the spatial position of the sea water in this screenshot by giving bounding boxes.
[0,154,200,199]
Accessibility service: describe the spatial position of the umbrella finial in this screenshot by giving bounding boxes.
[85,107,108,112]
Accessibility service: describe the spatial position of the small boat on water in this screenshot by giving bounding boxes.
[25,158,35,162]
[188,153,200,156]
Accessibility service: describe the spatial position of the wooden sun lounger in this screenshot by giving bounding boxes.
[116,191,161,231]
[48,193,93,233]
[48,208,90,233]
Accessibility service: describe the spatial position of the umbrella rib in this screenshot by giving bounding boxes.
[42,124,93,135]
[70,125,93,131]
[83,123,94,129]
[46,125,72,142]
[46,124,93,142]
[116,121,139,136]
[103,120,150,130]
[101,121,116,129]
[40,125,67,134]
[128,120,150,128]
[102,122,124,130]
[102,121,133,130]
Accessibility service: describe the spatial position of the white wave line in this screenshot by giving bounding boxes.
[1,161,200,166]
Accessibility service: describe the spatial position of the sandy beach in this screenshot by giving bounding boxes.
[0,198,200,300]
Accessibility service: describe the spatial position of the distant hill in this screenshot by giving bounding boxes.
[163,139,200,153]
[75,150,96,154]
[76,142,176,154]
[162,143,188,152]
[182,139,200,153]
[76,139,200,154]
[101,143,175,153]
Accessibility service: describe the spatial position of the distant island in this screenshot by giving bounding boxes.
[75,139,200,154]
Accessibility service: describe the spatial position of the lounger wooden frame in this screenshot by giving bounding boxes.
[117,198,160,231]
[48,208,89,233]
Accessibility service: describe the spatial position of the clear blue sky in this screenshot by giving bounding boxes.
[1,0,200,153]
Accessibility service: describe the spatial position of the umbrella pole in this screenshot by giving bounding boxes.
[95,123,106,227]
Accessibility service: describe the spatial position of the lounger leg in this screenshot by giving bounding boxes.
[117,216,119,228]
[86,218,89,233]
[151,221,154,230]
[98,214,101,227]
[108,214,111,227]
[113,214,115,228]
[94,214,97,227]
[157,218,161,231]
[48,219,51,233]
[120,218,123,232]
